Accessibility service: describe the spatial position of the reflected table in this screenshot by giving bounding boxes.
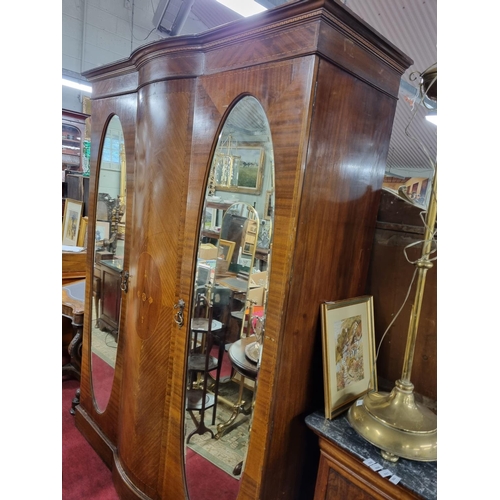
[215,336,258,438]
[62,279,85,415]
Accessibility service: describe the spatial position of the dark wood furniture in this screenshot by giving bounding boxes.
[75,2,412,499]
[62,280,85,382]
[367,190,437,403]
[94,258,123,337]
[62,109,89,172]
[65,173,91,217]
[306,412,437,500]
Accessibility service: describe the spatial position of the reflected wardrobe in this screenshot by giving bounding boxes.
[75,2,411,499]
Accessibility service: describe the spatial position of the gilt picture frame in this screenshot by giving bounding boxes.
[321,296,377,420]
[62,198,83,246]
[217,239,235,263]
[214,144,264,194]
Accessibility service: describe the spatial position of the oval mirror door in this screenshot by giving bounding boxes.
[184,96,275,500]
[90,115,126,412]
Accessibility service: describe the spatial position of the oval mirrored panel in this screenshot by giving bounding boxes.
[184,96,275,499]
[90,115,126,412]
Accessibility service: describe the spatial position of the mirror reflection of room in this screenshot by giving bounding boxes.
[91,115,126,412]
[184,96,275,500]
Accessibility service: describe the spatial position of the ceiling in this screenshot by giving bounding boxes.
[152,0,437,180]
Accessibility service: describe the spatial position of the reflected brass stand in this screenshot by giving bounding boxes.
[215,377,250,439]
[348,173,438,462]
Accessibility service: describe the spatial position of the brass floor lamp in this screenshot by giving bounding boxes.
[348,66,437,463]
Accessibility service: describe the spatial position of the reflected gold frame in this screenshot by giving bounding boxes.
[321,296,377,419]
[218,239,235,263]
[215,144,264,194]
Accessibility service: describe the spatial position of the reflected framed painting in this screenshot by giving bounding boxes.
[321,296,377,420]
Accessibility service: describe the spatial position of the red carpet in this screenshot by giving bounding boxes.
[62,378,119,500]
[63,358,240,499]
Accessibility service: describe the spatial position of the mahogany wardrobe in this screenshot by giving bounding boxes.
[74,1,412,499]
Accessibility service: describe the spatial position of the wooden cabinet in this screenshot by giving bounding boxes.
[306,412,437,500]
[62,109,89,172]
[95,258,123,337]
[75,2,411,499]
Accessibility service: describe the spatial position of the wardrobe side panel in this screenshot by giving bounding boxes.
[262,59,399,499]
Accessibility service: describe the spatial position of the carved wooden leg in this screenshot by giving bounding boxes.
[70,388,80,416]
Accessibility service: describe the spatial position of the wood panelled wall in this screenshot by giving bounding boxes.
[367,191,437,403]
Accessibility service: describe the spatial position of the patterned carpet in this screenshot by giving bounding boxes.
[91,326,118,367]
[91,324,255,477]
[186,379,255,476]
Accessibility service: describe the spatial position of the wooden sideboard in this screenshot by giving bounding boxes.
[306,412,437,500]
[74,2,412,499]
[62,250,87,285]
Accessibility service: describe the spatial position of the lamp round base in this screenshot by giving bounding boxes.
[347,384,437,462]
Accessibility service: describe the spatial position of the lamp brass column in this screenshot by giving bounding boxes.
[348,173,437,463]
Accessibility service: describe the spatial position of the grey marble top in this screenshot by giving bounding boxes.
[306,411,437,499]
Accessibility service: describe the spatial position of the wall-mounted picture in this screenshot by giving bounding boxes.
[217,239,235,263]
[321,295,377,420]
[62,198,83,246]
[382,172,435,210]
[95,220,110,243]
[214,144,264,194]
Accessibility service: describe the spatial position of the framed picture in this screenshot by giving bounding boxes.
[77,216,88,247]
[217,239,235,263]
[264,189,273,220]
[62,198,83,246]
[320,296,377,419]
[213,144,264,194]
[95,220,110,242]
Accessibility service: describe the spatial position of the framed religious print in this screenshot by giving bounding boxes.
[321,296,377,419]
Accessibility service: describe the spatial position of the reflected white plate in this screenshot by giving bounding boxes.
[244,341,260,364]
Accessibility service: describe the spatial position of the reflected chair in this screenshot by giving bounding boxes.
[186,284,232,440]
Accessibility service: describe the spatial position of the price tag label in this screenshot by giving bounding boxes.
[389,475,401,485]
[363,458,376,466]
[379,469,392,478]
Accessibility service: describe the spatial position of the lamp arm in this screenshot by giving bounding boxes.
[400,169,437,384]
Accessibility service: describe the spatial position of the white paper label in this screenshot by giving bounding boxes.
[379,469,392,478]
[389,475,401,485]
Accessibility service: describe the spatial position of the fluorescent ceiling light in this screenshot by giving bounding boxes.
[62,78,92,94]
[425,114,437,126]
[216,0,267,17]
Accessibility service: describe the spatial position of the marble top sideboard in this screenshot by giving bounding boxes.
[306,410,437,500]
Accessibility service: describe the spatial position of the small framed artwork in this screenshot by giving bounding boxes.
[264,189,273,220]
[62,198,83,246]
[95,220,110,242]
[77,216,88,247]
[217,239,235,263]
[321,296,377,420]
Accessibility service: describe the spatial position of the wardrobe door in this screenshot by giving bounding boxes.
[75,94,137,468]
[183,96,276,500]
[113,79,196,498]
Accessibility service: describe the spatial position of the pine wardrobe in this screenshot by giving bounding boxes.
[75,1,412,499]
